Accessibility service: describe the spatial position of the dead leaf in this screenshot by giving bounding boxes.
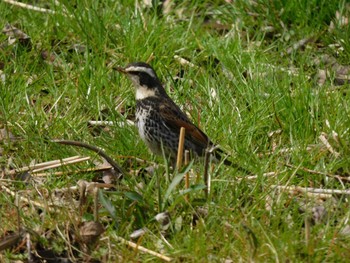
[155,211,171,231]
[0,231,25,251]
[79,221,105,245]
[314,55,350,86]
[162,0,174,15]
[2,23,31,49]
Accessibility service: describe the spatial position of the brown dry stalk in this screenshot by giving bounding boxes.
[176,127,186,170]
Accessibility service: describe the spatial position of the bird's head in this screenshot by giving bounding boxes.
[116,62,166,100]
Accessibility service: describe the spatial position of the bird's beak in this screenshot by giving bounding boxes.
[114,66,126,74]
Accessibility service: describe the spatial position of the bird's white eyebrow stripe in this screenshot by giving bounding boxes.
[125,66,156,78]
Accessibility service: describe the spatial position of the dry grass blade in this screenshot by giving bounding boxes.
[32,156,91,173]
[3,0,56,14]
[32,164,113,177]
[111,234,172,262]
[6,156,89,176]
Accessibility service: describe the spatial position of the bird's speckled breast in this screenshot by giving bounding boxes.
[136,99,165,155]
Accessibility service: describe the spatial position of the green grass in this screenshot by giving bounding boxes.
[1,0,350,262]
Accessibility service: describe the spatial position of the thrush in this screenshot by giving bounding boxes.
[117,62,233,167]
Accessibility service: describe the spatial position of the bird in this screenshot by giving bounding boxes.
[116,62,234,168]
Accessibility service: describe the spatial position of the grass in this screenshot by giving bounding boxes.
[1,0,350,262]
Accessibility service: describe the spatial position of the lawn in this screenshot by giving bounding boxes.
[1,0,350,262]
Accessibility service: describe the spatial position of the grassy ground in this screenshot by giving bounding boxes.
[1,0,350,262]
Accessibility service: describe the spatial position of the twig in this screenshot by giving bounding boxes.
[3,0,56,14]
[112,234,172,262]
[270,184,350,195]
[53,140,126,178]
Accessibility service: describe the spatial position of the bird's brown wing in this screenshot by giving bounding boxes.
[159,101,211,151]
[158,100,250,170]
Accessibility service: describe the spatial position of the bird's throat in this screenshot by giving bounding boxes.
[136,86,157,100]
